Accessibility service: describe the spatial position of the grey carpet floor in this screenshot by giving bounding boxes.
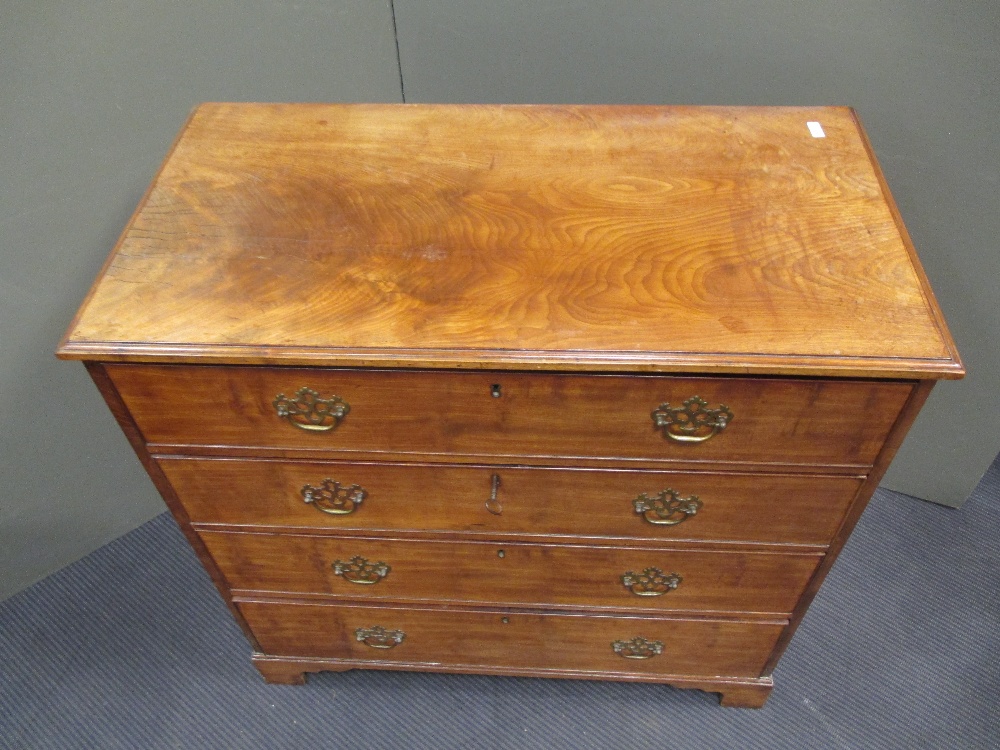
[2,465,998,749]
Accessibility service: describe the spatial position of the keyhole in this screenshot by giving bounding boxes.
[491,384,502,398]
[501,617,510,624]
[497,549,505,559]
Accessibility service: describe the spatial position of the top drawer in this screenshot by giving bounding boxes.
[107,364,911,467]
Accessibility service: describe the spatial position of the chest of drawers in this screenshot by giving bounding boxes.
[58,103,962,708]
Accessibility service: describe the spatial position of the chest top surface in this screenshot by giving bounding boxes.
[58,103,961,379]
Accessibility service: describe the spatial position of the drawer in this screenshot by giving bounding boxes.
[237,600,783,679]
[163,458,862,547]
[204,532,819,616]
[111,364,912,467]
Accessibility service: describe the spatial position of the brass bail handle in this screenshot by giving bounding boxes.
[621,567,682,597]
[611,636,664,660]
[633,489,703,526]
[333,555,391,585]
[652,396,733,443]
[485,473,503,515]
[355,625,405,649]
[301,479,367,515]
[273,387,350,432]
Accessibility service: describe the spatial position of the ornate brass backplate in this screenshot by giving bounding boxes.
[273,387,349,431]
[300,479,366,515]
[355,625,405,649]
[333,555,391,585]
[621,567,682,596]
[633,488,703,526]
[652,396,733,443]
[611,636,664,659]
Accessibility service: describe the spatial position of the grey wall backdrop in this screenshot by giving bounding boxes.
[3,1,996,600]
[1,0,403,600]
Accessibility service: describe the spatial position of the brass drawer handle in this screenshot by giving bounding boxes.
[355,625,405,649]
[273,387,349,432]
[612,636,664,660]
[633,489,702,526]
[301,479,366,515]
[485,473,503,515]
[652,396,732,443]
[333,555,390,585]
[621,567,682,596]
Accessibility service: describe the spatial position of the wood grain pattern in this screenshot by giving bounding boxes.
[57,104,962,379]
[110,364,912,467]
[161,457,863,547]
[83,364,262,651]
[201,531,820,615]
[761,379,937,675]
[236,599,784,679]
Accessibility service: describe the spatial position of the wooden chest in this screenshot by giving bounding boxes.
[58,104,963,708]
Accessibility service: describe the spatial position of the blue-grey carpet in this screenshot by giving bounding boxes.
[2,464,998,749]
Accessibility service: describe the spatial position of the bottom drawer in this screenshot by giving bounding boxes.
[238,600,784,679]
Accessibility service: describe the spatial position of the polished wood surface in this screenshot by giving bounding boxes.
[761,379,937,673]
[58,104,962,379]
[83,364,261,651]
[236,599,784,679]
[110,364,911,467]
[201,531,820,615]
[162,457,862,547]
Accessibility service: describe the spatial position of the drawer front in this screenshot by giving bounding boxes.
[164,458,862,546]
[238,600,783,679]
[111,364,911,466]
[203,532,819,615]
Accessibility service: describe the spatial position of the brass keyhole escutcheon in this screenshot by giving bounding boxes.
[501,617,509,624]
[491,383,502,398]
[497,549,505,559]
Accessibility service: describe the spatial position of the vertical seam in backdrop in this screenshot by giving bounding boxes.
[389,0,407,102]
